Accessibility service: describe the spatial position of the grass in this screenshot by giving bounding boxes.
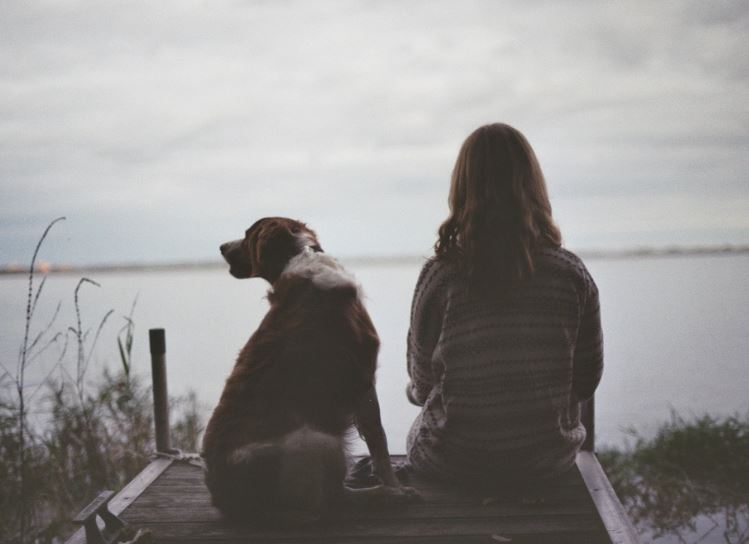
[599,412,749,544]
[0,220,205,544]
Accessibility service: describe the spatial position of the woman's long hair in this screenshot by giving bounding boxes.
[435,123,562,287]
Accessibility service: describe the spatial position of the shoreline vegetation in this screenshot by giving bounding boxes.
[2,243,749,276]
[1,219,204,544]
[599,412,749,544]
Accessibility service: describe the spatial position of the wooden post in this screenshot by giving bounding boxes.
[581,396,595,452]
[149,328,171,453]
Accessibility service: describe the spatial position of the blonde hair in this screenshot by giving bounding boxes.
[435,123,561,286]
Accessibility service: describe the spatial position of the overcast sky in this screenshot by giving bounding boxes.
[1,0,748,266]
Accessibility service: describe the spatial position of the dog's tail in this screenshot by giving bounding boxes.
[215,427,347,522]
[206,442,282,518]
[273,427,347,521]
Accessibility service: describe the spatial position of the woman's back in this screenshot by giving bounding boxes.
[406,245,603,483]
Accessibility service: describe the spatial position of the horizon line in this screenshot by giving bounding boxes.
[2,243,749,276]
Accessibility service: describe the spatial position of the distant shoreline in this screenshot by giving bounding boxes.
[2,244,749,276]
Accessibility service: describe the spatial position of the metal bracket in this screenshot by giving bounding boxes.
[72,490,126,544]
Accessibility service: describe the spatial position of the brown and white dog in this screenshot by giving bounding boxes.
[202,217,416,522]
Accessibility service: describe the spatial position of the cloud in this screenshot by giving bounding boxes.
[1,0,748,264]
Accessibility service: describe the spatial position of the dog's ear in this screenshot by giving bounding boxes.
[249,219,302,283]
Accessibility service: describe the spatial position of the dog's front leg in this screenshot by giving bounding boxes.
[353,386,401,487]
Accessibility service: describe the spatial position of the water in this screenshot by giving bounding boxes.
[1,253,748,455]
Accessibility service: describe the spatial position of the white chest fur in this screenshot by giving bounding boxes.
[282,247,361,294]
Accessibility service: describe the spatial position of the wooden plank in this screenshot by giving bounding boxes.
[126,494,597,522]
[142,531,608,544]
[131,479,592,500]
[154,460,587,490]
[143,480,589,502]
[116,516,607,540]
[576,452,640,544]
[124,471,597,521]
[71,490,116,523]
[65,456,174,544]
[129,482,592,511]
[124,500,599,525]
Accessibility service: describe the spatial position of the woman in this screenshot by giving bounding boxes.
[406,123,603,483]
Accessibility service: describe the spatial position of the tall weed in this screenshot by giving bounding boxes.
[0,220,205,544]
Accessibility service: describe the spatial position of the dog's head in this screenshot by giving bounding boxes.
[220,217,322,283]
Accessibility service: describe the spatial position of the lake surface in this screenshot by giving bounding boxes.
[1,253,748,455]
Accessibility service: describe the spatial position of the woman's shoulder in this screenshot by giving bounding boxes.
[420,254,461,276]
[415,255,461,291]
[534,245,597,290]
[536,244,583,265]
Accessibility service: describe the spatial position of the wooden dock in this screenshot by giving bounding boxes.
[66,451,637,544]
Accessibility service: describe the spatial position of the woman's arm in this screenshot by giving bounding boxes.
[406,259,449,406]
[572,274,604,402]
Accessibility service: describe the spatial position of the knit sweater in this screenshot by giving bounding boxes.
[406,246,603,483]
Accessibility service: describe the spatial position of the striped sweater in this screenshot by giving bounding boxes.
[406,246,603,483]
